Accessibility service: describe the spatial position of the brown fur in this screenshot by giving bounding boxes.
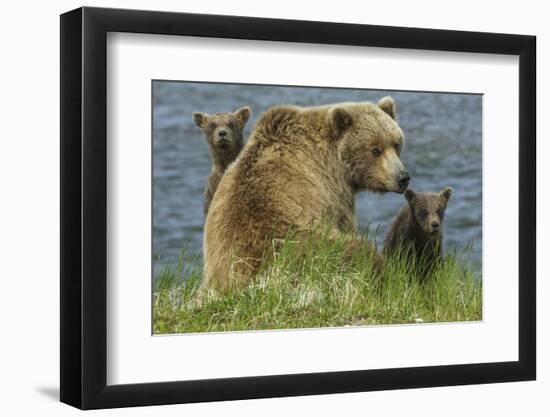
[204,98,409,291]
[384,188,453,276]
[192,107,251,215]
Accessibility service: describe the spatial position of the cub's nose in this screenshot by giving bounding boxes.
[218,130,227,138]
[397,172,410,189]
[431,221,440,229]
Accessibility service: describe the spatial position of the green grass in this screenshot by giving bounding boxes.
[153,231,482,334]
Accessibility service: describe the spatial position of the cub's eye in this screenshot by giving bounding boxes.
[210,122,217,129]
[437,209,444,217]
[372,148,382,157]
[394,143,401,152]
[420,209,428,218]
[227,121,234,128]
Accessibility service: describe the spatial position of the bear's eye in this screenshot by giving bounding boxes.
[372,148,382,157]
[210,122,218,129]
[420,209,428,218]
[227,121,234,128]
[394,143,401,152]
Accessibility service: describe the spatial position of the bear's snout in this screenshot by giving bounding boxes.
[397,171,411,191]
[216,129,232,146]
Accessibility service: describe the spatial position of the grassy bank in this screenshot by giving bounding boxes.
[153,232,482,334]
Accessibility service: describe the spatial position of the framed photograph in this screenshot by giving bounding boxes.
[60,6,536,409]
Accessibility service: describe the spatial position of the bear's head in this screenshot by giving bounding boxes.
[329,97,410,194]
[405,187,453,235]
[193,106,251,154]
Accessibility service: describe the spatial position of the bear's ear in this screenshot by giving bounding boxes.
[439,187,453,203]
[329,107,353,139]
[193,112,208,128]
[234,106,251,128]
[378,96,396,120]
[404,189,417,204]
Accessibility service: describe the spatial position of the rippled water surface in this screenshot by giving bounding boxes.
[153,81,482,278]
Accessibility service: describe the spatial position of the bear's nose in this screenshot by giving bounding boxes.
[218,130,227,138]
[431,221,440,229]
[398,172,410,189]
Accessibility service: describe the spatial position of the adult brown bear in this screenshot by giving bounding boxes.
[204,97,409,291]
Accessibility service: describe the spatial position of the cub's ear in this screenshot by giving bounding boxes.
[440,187,453,203]
[378,96,396,120]
[234,106,251,128]
[193,112,208,128]
[329,107,353,140]
[404,189,417,204]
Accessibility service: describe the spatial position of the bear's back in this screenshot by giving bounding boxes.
[203,105,347,289]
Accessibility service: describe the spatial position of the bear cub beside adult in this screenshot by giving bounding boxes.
[384,187,452,276]
[192,106,251,215]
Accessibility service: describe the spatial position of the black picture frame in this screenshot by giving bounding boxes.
[60,6,536,410]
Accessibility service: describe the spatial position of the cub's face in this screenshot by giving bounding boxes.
[332,97,410,194]
[405,188,453,235]
[193,106,251,152]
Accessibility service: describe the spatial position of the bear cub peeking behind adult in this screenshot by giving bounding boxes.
[192,106,251,215]
[384,187,453,277]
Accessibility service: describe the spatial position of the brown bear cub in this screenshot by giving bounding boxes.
[204,97,410,291]
[192,106,251,215]
[384,187,453,277]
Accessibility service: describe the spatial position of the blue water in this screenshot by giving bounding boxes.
[153,81,482,278]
